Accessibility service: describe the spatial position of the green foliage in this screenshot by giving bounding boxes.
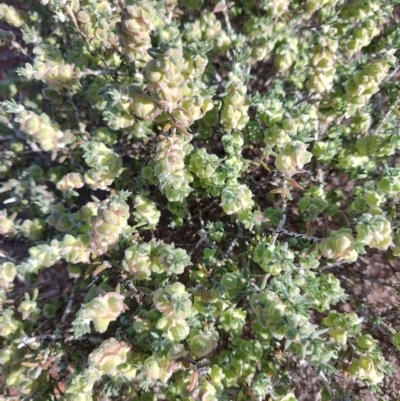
[1,0,400,400]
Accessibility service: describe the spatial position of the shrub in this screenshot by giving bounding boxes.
[1,0,400,400]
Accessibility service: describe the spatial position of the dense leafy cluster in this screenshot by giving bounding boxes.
[1,0,400,400]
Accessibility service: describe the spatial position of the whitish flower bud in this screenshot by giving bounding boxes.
[275,40,298,72]
[18,111,64,151]
[275,141,312,177]
[18,290,40,322]
[133,194,161,228]
[319,228,358,262]
[47,203,75,232]
[219,308,247,335]
[82,141,122,174]
[78,292,129,333]
[167,343,187,360]
[221,104,249,131]
[198,381,218,401]
[56,172,85,191]
[129,87,161,120]
[0,4,25,28]
[0,345,16,365]
[141,356,173,384]
[88,338,130,375]
[154,241,192,275]
[27,240,61,271]
[259,98,284,125]
[221,132,244,154]
[153,135,193,202]
[220,183,254,215]
[0,262,16,287]
[63,371,96,401]
[188,331,218,357]
[171,95,214,127]
[41,61,77,89]
[153,282,192,318]
[19,218,44,241]
[156,316,190,342]
[328,328,347,345]
[253,243,295,275]
[221,72,249,131]
[122,243,152,280]
[348,355,383,384]
[263,0,289,17]
[118,1,158,66]
[356,214,392,250]
[264,126,291,148]
[188,149,220,179]
[0,310,21,337]
[0,212,15,236]
[210,365,225,390]
[61,234,91,264]
[132,317,151,335]
[351,111,372,134]
[89,193,130,255]
[346,52,396,116]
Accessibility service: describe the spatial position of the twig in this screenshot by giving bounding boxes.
[271,184,288,246]
[11,40,32,62]
[118,272,139,295]
[67,93,81,124]
[215,71,223,83]
[189,199,224,255]
[319,260,348,271]
[387,64,400,82]
[268,181,321,245]
[189,229,207,255]
[61,278,78,324]
[219,0,233,35]
[0,249,17,262]
[358,308,396,338]
[76,69,131,78]
[214,0,234,60]
[7,279,55,298]
[259,274,270,290]
[299,360,335,398]
[190,228,224,256]
[374,100,400,136]
[268,227,321,243]
[371,65,400,134]
[318,370,335,398]
[17,334,103,348]
[65,5,112,74]
[0,135,14,142]
[65,5,88,42]
[317,116,344,141]
[225,221,243,256]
